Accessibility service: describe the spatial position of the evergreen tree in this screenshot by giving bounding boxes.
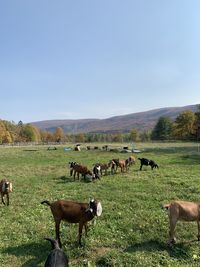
[151,116,173,140]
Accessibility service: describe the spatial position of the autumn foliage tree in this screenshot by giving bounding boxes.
[173,110,195,140]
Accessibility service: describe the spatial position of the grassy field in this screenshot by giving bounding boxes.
[0,142,200,266]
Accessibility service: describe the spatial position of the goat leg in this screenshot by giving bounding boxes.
[84,223,88,237]
[78,222,84,246]
[197,221,200,241]
[6,193,9,206]
[55,220,62,248]
[168,217,177,245]
[1,194,6,205]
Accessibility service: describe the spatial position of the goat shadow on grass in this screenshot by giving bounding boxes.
[124,239,191,260]
[56,175,75,183]
[2,241,48,267]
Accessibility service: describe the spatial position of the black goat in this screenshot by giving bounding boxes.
[138,158,159,170]
[44,237,69,267]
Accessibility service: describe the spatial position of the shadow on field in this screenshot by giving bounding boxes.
[124,239,191,259]
[57,175,74,183]
[2,241,48,266]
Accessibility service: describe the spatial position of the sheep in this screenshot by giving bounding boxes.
[44,237,69,267]
[138,158,159,170]
[0,179,13,206]
[41,199,102,247]
[163,200,200,245]
[71,164,93,181]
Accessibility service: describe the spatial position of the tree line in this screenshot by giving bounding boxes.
[0,106,200,144]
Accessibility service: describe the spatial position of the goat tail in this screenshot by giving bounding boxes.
[41,200,51,206]
[44,237,60,249]
[162,203,170,210]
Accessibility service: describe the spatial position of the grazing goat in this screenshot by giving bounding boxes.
[68,161,78,176]
[110,159,127,173]
[163,200,200,245]
[102,145,108,151]
[71,164,93,181]
[99,163,110,175]
[74,145,81,151]
[128,156,136,166]
[138,158,159,170]
[93,164,101,179]
[44,237,69,267]
[0,179,13,206]
[108,160,117,174]
[41,199,102,247]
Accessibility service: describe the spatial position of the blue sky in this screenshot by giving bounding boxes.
[0,1,200,123]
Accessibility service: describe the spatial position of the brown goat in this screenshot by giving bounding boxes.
[163,200,200,244]
[72,164,93,181]
[41,199,102,247]
[0,179,13,206]
[128,156,136,166]
[99,163,110,175]
[111,159,127,173]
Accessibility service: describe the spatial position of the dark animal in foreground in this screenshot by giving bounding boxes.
[138,158,159,170]
[163,200,200,245]
[44,237,69,267]
[0,179,13,205]
[41,199,102,247]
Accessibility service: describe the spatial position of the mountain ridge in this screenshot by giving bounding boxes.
[31,104,199,134]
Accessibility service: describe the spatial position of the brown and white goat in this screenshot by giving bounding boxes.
[0,179,13,206]
[41,199,102,247]
[163,200,200,244]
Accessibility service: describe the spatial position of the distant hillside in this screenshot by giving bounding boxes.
[31,104,199,134]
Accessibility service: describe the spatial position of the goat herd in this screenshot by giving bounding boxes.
[69,156,159,182]
[0,151,200,266]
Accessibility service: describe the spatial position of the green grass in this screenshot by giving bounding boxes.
[1,143,200,266]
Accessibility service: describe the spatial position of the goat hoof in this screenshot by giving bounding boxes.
[167,238,176,246]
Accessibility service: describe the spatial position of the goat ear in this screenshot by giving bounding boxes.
[9,182,13,192]
[96,202,102,216]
